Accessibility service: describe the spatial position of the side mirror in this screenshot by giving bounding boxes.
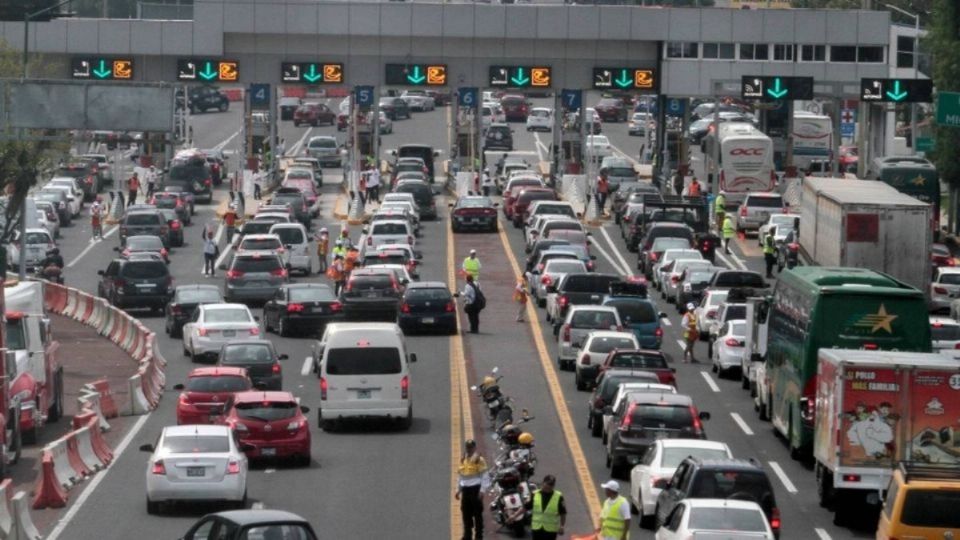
[409,353,418,363]
[97,270,105,275]
[112,247,120,252]
[698,411,711,421]
[139,443,155,453]
[173,383,185,390]
[279,354,289,360]
[300,405,311,414]
[659,312,668,318]
[653,478,670,490]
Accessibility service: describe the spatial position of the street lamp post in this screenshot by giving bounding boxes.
[22,0,74,78]
[885,3,921,155]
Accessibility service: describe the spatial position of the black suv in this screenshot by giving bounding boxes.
[165,284,223,337]
[605,392,709,479]
[97,257,173,311]
[57,160,100,200]
[340,269,403,321]
[395,181,437,220]
[654,457,780,537]
[185,86,229,114]
[120,209,169,247]
[166,154,213,203]
[484,123,514,152]
[379,97,411,120]
[708,270,766,290]
[217,340,288,391]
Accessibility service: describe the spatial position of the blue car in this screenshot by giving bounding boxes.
[602,284,666,349]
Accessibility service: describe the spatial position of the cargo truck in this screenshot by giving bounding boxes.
[0,284,17,479]
[799,177,932,294]
[5,281,63,444]
[813,349,960,519]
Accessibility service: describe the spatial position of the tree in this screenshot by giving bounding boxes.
[929,0,960,231]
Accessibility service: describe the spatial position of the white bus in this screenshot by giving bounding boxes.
[702,122,776,206]
[791,111,833,171]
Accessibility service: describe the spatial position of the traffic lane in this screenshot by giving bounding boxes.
[59,188,454,538]
[187,106,242,153]
[452,222,596,534]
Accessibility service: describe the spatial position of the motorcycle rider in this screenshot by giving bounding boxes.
[528,474,566,540]
[39,248,65,283]
[456,439,487,540]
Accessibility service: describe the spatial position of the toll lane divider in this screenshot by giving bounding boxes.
[0,478,42,540]
[32,414,116,510]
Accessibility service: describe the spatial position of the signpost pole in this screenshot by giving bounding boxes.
[832,93,842,175]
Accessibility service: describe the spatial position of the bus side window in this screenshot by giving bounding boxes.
[756,300,770,324]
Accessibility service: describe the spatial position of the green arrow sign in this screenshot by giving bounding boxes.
[406,65,426,85]
[198,62,218,81]
[766,77,788,99]
[92,59,112,79]
[511,67,530,87]
[885,80,908,102]
[303,64,322,83]
[614,69,632,89]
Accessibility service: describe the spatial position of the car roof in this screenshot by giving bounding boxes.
[745,192,782,199]
[406,281,448,289]
[201,303,250,311]
[688,457,766,472]
[629,392,694,406]
[210,509,311,526]
[163,424,231,437]
[930,315,959,326]
[569,305,619,314]
[937,267,960,275]
[241,234,281,241]
[232,390,296,403]
[586,331,636,340]
[658,439,729,450]
[681,499,766,511]
[189,366,248,377]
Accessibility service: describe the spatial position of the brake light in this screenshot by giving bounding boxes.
[586,260,594,271]
[286,420,303,431]
[401,375,409,399]
[115,278,127,288]
[151,460,166,475]
[330,302,342,313]
[935,286,948,294]
[671,275,679,283]
[400,303,411,314]
[160,248,168,258]
[272,363,281,374]
[559,295,569,308]
[226,270,244,279]
[725,337,742,347]
[649,252,658,262]
[170,221,181,230]
[707,309,717,318]
[655,327,663,338]
[407,235,413,245]
[287,303,305,313]
[444,301,455,313]
[691,406,703,434]
[788,243,799,252]
[198,328,209,337]
[204,178,212,186]
[800,376,817,423]
[227,461,241,474]
[249,327,260,336]
[538,263,545,273]
[367,236,372,246]
[270,268,288,278]
[562,325,571,343]
[121,248,131,257]
[740,206,747,217]
[770,508,781,532]
[620,403,635,431]
[171,305,182,315]
[320,377,328,400]
[580,354,591,365]
[541,275,552,285]
[842,474,860,482]
[862,343,878,351]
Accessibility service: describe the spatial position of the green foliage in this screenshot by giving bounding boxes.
[929,0,960,187]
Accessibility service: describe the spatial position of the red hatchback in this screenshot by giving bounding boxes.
[599,349,676,387]
[500,94,529,122]
[293,103,336,127]
[221,391,311,466]
[511,188,558,227]
[174,367,252,425]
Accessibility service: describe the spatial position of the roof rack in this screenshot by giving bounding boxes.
[898,462,960,483]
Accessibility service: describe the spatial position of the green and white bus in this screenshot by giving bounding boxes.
[761,267,931,458]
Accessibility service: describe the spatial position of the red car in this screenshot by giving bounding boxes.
[511,188,558,227]
[220,391,311,465]
[174,367,252,425]
[293,103,336,127]
[500,94,529,122]
[594,98,628,123]
[839,145,858,173]
[599,349,676,387]
[932,243,957,271]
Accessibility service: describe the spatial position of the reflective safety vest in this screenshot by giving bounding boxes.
[763,234,776,255]
[722,217,736,239]
[332,246,347,259]
[715,194,726,213]
[600,496,629,539]
[317,236,329,256]
[462,257,481,278]
[531,489,562,533]
[688,182,702,196]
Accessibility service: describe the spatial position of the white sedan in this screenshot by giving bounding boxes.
[630,440,732,528]
[712,319,747,378]
[757,214,797,246]
[400,91,435,111]
[655,499,775,539]
[182,303,261,362]
[378,111,394,134]
[695,290,729,340]
[142,424,248,514]
[525,107,553,132]
[585,135,613,160]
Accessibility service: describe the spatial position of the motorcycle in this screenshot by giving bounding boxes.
[33,265,64,285]
[488,465,534,538]
[471,367,509,428]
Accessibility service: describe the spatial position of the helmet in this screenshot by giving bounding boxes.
[320,227,328,233]
[482,376,496,387]
[687,302,696,311]
[336,240,343,245]
[500,424,521,446]
[464,439,476,449]
[518,432,534,446]
[496,467,520,489]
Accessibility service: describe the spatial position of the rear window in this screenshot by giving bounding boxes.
[241,238,281,251]
[900,489,960,528]
[535,205,575,217]
[369,254,407,266]
[235,401,298,421]
[273,194,303,206]
[601,375,654,400]
[162,435,229,454]
[326,347,401,375]
[347,275,393,291]
[23,232,50,244]
[397,184,432,202]
[714,272,765,288]
[687,507,769,532]
[650,237,692,251]
[544,222,581,233]
[373,223,408,235]
[588,336,636,353]
[690,470,773,508]
[273,228,305,245]
[546,261,585,274]
[125,213,160,226]
[406,288,450,301]
[185,376,250,393]
[722,305,747,321]
[119,261,167,279]
[940,274,960,285]
[176,288,222,304]
[289,287,336,302]
[747,196,784,208]
[222,344,273,364]
[630,404,694,429]
[606,300,657,324]
[661,447,730,468]
[168,163,207,182]
[610,352,667,370]
[233,257,282,272]
[204,308,253,324]
[242,222,273,235]
[563,276,620,293]
[309,138,336,148]
[571,310,619,329]
[128,237,163,250]
[932,324,960,341]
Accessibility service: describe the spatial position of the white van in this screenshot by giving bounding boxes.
[313,323,417,430]
[268,222,311,276]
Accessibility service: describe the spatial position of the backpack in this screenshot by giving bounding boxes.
[473,283,486,311]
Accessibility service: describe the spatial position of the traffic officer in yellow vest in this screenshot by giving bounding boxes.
[331,239,347,261]
[596,480,630,540]
[456,439,488,540]
[722,214,736,255]
[462,249,482,281]
[763,228,777,278]
[528,474,566,540]
[714,191,726,233]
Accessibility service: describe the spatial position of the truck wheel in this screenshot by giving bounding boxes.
[817,464,836,508]
[22,416,37,445]
[48,374,63,422]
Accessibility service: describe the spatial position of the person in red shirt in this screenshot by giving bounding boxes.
[222,205,239,244]
[596,170,610,215]
[127,172,141,205]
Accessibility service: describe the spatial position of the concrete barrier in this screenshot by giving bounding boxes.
[87,379,119,419]
[77,390,111,432]
[13,491,41,539]
[64,432,92,478]
[0,479,12,539]
[47,437,79,488]
[127,373,152,416]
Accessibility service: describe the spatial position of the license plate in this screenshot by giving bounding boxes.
[261,448,276,456]
[136,284,154,289]
[758,212,769,220]
[366,292,378,298]
[310,306,322,313]
[186,467,205,477]
[357,389,371,399]
[421,317,435,324]
[469,219,480,225]
[222,330,236,337]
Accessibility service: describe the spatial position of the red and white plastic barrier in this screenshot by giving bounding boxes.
[78,388,112,431]
[31,451,68,509]
[12,491,41,539]
[47,437,79,489]
[85,379,119,420]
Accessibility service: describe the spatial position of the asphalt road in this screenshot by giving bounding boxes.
[42,94,872,540]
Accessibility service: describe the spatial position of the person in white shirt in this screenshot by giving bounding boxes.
[367,165,381,203]
[596,480,630,540]
[481,168,495,197]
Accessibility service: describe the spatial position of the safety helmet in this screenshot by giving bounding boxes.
[687,302,696,311]
[482,376,496,387]
[464,439,476,448]
[500,425,521,446]
[518,432,534,446]
[320,227,328,233]
[336,239,343,245]
[497,467,520,489]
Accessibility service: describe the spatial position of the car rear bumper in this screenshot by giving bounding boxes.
[398,312,456,329]
[239,433,310,458]
[452,216,497,229]
[146,476,245,502]
[283,312,342,329]
[115,292,171,308]
[225,284,282,301]
[320,402,410,420]
[342,302,400,320]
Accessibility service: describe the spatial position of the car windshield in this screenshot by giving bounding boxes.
[289,287,336,302]
[770,215,795,228]
[242,222,273,235]
[23,232,50,244]
[723,305,747,321]
[374,223,408,235]
[610,352,667,369]
[687,507,769,532]
[535,205,575,217]
[186,375,250,393]
[326,347,401,375]
[241,238,281,251]
[564,276,619,292]
[233,257,281,273]
[630,404,694,429]
[602,375,654,400]
[168,163,207,182]
[687,270,716,284]
[120,262,167,279]
[571,311,618,329]
[125,214,160,226]
[661,446,729,468]
[748,197,783,208]
[940,273,960,285]
[235,401,297,421]
[162,435,230,454]
[589,337,636,353]
[651,238,691,251]
[606,167,636,177]
[691,471,773,507]
[606,300,657,324]
[273,228,305,245]
[222,344,273,364]
[346,275,393,293]
[901,489,960,528]
[205,308,252,324]
[406,288,450,301]
[546,261,585,274]
[177,288,221,304]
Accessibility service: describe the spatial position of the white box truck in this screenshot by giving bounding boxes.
[799,177,932,293]
[814,349,960,517]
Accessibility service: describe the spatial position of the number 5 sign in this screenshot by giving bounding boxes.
[355,85,374,108]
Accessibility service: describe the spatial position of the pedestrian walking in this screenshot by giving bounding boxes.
[146,166,157,198]
[473,172,480,195]
[462,249,482,281]
[681,304,699,363]
[332,239,347,261]
[688,177,702,197]
[514,275,529,322]
[127,172,140,206]
[459,275,484,334]
[316,227,329,274]
[596,170,610,215]
[223,204,239,245]
[456,439,488,540]
[326,254,346,295]
[722,214,736,254]
[253,171,262,200]
[596,480,630,540]
[763,228,777,278]
[528,475,566,540]
[481,169,495,197]
[90,196,104,240]
[673,170,684,196]
[368,165,381,203]
[357,172,367,207]
[202,229,218,276]
[338,228,353,250]
[714,191,726,233]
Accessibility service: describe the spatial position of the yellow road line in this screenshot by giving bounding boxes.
[495,225,602,526]
[447,208,474,539]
